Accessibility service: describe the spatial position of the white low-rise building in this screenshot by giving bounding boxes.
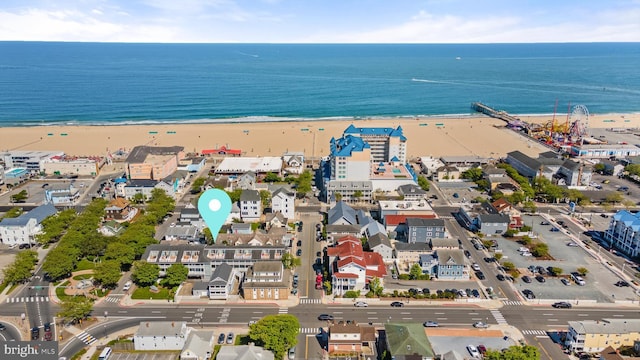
[0,204,57,246]
[134,321,190,351]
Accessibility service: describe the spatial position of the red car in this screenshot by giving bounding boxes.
[478,345,487,355]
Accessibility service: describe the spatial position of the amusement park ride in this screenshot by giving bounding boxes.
[525,101,594,150]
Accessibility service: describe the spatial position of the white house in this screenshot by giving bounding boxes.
[240,190,262,222]
[124,179,176,200]
[282,152,305,175]
[134,321,190,351]
[0,204,57,246]
[45,184,80,205]
[271,187,295,220]
[179,330,214,360]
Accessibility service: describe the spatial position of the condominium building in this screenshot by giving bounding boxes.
[604,210,640,257]
[566,318,640,353]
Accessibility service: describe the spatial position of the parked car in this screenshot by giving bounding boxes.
[472,263,481,271]
[467,345,480,358]
[390,301,405,307]
[296,249,302,256]
[0,323,6,331]
[473,321,488,328]
[31,327,40,340]
[561,278,571,286]
[552,302,572,309]
[522,289,536,299]
[615,281,630,287]
[478,345,487,355]
[522,276,532,283]
[318,314,334,321]
[496,274,505,281]
[218,333,226,344]
[540,221,550,225]
[226,333,234,344]
[550,227,560,232]
[288,347,296,360]
[423,321,439,328]
[536,275,546,283]
[44,323,52,341]
[354,301,368,307]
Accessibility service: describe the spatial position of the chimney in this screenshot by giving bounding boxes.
[146,322,149,327]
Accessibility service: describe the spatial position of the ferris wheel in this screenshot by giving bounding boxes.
[569,104,589,138]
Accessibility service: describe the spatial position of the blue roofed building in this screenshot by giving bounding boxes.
[0,203,57,246]
[605,210,640,257]
[322,125,413,203]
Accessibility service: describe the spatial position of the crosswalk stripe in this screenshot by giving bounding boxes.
[298,327,318,334]
[299,298,322,304]
[278,308,289,314]
[77,332,97,345]
[502,300,524,306]
[490,309,508,325]
[6,296,50,303]
[522,329,547,335]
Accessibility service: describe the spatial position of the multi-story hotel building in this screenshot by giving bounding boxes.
[604,210,640,257]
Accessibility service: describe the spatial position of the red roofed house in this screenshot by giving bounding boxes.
[383,214,437,233]
[328,235,387,296]
[491,198,523,230]
[201,146,242,157]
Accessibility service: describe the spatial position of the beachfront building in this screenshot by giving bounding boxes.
[240,189,262,222]
[2,150,64,174]
[214,157,283,176]
[506,150,592,186]
[177,157,206,173]
[125,145,185,180]
[201,145,242,157]
[41,156,101,177]
[321,125,416,203]
[565,319,640,354]
[0,204,57,246]
[3,167,29,186]
[419,156,445,177]
[271,187,295,220]
[282,151,305,174]
[604,211,640,258]
[571,144,640,159]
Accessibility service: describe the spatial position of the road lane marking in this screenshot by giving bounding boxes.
[185,311,195,314]
[117,311,127,313]
[435,312,445,315]
[369,317,378,320]
[547,319,558,321]
[367,312,376,314]
[252,311,263,314]
[402,318,412,320]
[151,311,161,314]
[436,318,448,320]
[334,312,343,314]
[401,312,411,315]
[468,312,479,315]
[578,314,589,316]
[182,316,192,319]
[543,314,553,316]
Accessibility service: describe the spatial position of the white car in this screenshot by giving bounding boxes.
[473,321,489,328]
[472,263,481,271]
[467,345,481,358]
[354,301,368,307]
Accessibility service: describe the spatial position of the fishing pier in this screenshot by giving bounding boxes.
[471,102,520,123]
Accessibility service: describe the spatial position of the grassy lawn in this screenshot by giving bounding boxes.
[90,288,108,298]
[131,286,172,300]
[0,281,8,294]
[72,274,93,280]
[235,334,251,345]
[7,283,20,294]
[56,281,71,301]
[75,259,96,271]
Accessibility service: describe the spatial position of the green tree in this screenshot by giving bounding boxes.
[202,228,213,244]
[409,263,423,280]
[368,276,383,297]
[548,267,563,276]
[543,184,566,203]
[417,175,430,191]
[131,261,160,287]
[531,243,549,257]
[606,192,624,204]
[37,209,76,245]
[249,315,300,359]
[281,252,302,269]
[259,190,271,207]
[461,167,483,181]
[494,253,503,261]
[353,190,363,201]
[225,188,243,203]
[577,267,589,276]
[10,190,28,203]
[131,193,146,204]
[502,261,515,271]
[190,177,206,193]
[334,193,343,202]
[522,201,537,213]
[104,242,136,268]
[626,164,640,177]
[57,296,94,324]
[295,170,313,197]
[593,163,606,174]
[43,244,79,280]
[263,172,282,183]
[3,250,38,284]
[483,345,540,360]
[93,260,122,288]
[161,264,189,288]
[1,207,23,220]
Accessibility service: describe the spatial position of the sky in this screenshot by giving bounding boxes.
[0,0,639,43]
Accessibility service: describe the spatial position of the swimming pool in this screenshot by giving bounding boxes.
[392,169,402,174]
[6,168,27,176]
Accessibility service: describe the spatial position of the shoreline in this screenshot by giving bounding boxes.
[2,112,640,160]
[3,111,640,128]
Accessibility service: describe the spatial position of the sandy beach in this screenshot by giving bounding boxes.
[2,113,639,159]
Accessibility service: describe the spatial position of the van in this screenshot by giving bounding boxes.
[98,347,112,360]
[571,273,586,286]
[123,281,132,291]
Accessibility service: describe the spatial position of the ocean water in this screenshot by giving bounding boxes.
[0,42,639,126]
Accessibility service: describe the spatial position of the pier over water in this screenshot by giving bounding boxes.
[471,102,520,123]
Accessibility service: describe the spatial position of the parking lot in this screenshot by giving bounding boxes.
[0,178,94,206]
[107,352,177,360]
[427,328,517,357]
[496,214,637,303]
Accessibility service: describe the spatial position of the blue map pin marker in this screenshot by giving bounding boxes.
[197,189,232,243]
